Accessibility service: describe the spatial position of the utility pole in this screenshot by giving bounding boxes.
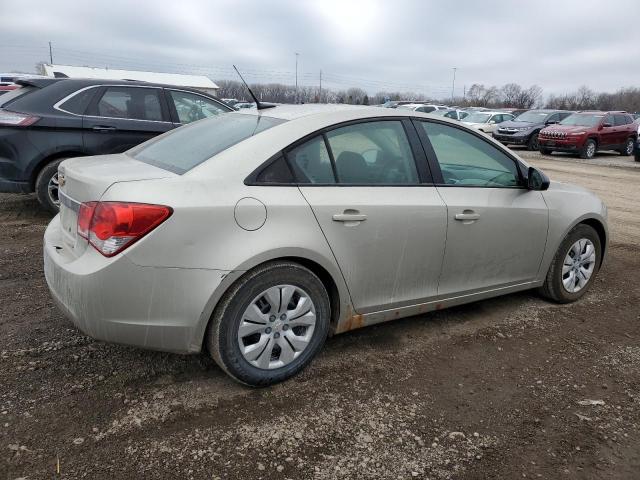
[451,67,457,103]
[319,69,322,103]
[49,41,53,64]
[294,52,299,104]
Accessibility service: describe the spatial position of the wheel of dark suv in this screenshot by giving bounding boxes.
[539,224,601,304]
[206,261,330,386]
[35,159,65,213]
[539,147,552,155]
[527,132,540,151]
[619,137,634,156]
[580,139,597,159]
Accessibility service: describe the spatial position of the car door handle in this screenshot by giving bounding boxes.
[455,211,480,222]
[332,211,367,223]
[92,125,117,131]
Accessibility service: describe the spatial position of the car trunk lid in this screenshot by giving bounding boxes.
[58,153,176,254]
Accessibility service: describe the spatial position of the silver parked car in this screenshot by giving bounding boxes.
[44,105,608,386]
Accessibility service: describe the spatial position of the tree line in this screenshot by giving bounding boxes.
[215,79,640,113]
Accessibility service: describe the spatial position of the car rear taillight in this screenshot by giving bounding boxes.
[0,109,40,126]
[77,201,172,257]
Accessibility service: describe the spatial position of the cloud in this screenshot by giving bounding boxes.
[1,0,638,97]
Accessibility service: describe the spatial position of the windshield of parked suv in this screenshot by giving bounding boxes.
[464,113,491,123]
[515,111,551,123]
[560,113,604,127]
[130,113,286,174]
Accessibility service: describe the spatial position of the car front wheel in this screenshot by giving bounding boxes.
[206,261,330,386]
[539,224,601,303]
[527,133,539,151]
[580,139,597,159]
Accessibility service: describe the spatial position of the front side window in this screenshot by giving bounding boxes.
[420,122,520,187]
[96,87,164,121]
[169,90,227,124]
[326,121,419,184]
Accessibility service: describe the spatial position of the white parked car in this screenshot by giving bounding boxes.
[463,111,515,134]
[398,103,449,114]
[44,105,608,386]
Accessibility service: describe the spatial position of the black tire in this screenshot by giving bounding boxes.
[619,137,634,156]
[35,159,64,214]
[206,261,330,386]
[527,132,540,151]
[538,224,602,304]
[579,139,597,159]
[539,147,552,155]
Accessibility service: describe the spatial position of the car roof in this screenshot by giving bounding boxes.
[18,77,211,91]
[236,103,388,121]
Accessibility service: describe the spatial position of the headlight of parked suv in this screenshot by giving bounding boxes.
[568,131,586,136]
[516,127,530,132]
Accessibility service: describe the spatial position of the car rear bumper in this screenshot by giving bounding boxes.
[43,215,232,354]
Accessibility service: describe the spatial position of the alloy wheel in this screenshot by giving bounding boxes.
[586,142,596,159]
[237,285,316,370]
[562,239,596,293]
[48,172,60,208]
[626,139,634,155]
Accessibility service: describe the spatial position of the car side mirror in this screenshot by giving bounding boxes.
[545,120,558,125]
[602,122,613,128]
[527,166,550,191]
[489,120,496,124]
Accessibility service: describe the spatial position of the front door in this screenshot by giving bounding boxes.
[290,120,448,313]
[82,86,173,155]
[416,120,548,296]
[599,114,618,149]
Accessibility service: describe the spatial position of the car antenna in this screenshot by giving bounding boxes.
[233,65,275,110]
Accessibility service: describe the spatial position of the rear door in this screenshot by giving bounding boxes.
[82,86,173,155]
[415,120,548,297]
[293,119,448,314]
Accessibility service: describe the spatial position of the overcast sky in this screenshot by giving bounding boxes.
[1,0,638,98]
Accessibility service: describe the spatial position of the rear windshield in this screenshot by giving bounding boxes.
[130,113,286,174]
[0,86,35,108]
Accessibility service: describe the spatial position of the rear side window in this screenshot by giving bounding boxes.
[58,88,96,115]
[95,87,164,121]
[614,114,631,126]
[131,114,285,174]
[288,136,336,184]
[326,121,419,184]
[255,156,295,184]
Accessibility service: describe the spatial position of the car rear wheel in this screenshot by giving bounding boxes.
[580,139,597,159]
[35,159,65,214]
[619,137,634,156]
[206,261,330,386]
[538,224,601,303]
[527,133,540,151]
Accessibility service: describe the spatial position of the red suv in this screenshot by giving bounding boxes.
[538,111,637,159]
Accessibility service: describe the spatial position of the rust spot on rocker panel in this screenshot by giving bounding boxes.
[336,305,365,333]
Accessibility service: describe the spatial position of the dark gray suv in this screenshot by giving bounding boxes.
[0,78,232,212]
[492,109,573,150]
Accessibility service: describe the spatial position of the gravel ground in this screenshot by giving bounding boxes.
[1,151,639,479]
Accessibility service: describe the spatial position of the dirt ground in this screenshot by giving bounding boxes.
[1,151,639,480]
